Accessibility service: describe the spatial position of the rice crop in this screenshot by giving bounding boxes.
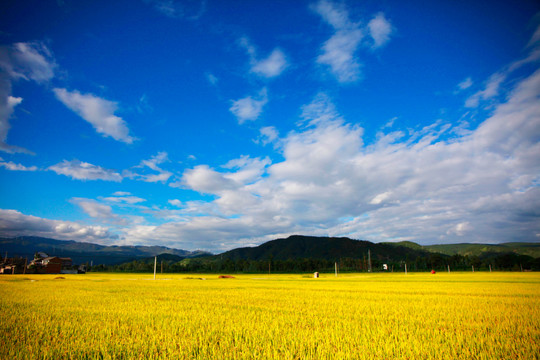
[1,272,538,359]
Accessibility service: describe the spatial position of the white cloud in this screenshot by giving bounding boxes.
[527,23,540,48]
[53,88,135,144]
[256,126,279,146]
[368,13,393,48]
[239,37,289,78]
[11,64,538,251]
[465,73,506,108]
[147,68,540,251]
[300,92,343,126]
[312,0,364,83]
[311,0,350,29]
[181,165,237,194]
[48,159,123,182]
[180,155,270,199]
[457,77,473,91]
[168,199,182,207]
[71,197,132,226]
[144,0,206,20]
[0,209,116,243]
[239,36,257,59]
[0,93,27,154]
[466,25,540,108]
[222,155,271,185]
[113,191,131,196]
[73,199,115,219]
[229,88,268,124]
[447,222,471,236]
[206,72,218,85]
[124,151,173,183]
[317,29,363,83]
[0,41,56,84]
[370,192,391,205]
[0,157,38,171]
[312,1,394,82]
[102,195,146,204]
[251,49,288,78]
[0,41,56,154]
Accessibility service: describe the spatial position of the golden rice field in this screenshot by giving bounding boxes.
[1,272,539,359]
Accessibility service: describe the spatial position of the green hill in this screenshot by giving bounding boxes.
[217,235,433,262]
[383,241,540,258]
[425,243,540,258]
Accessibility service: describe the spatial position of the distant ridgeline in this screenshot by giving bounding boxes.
[0,236,210,266]
[1,235,539,273]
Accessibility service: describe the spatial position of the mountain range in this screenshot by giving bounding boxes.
[0,236,210,265]
[1,235,539,266]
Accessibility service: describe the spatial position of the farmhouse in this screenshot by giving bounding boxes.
[41,257,63,273]
[28,255,74,274]
[0,257,27,274]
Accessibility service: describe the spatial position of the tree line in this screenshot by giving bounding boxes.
[89,252,540,273]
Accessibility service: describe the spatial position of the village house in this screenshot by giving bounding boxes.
[28,254,74,274]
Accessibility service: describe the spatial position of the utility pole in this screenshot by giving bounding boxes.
[153,256,157,280]
[368,250,372,273]
[161,260,163,274]
[362,254,366,272]
[335,262,338,277]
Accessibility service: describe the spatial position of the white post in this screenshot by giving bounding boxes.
[447,265,450,273]
[405,263,407,275]
[489,264,492,272]
[153,256,157,280]
[335,262,338,277]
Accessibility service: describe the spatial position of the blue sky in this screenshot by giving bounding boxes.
[0,0,539,252]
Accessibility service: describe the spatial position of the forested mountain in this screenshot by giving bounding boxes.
[217,235,431,261]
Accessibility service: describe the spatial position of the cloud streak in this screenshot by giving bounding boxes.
[53,88,135,144]
[0,41,56,154]
[0,157,37,171]
[48,160,123,182]
[124,151,172,183]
